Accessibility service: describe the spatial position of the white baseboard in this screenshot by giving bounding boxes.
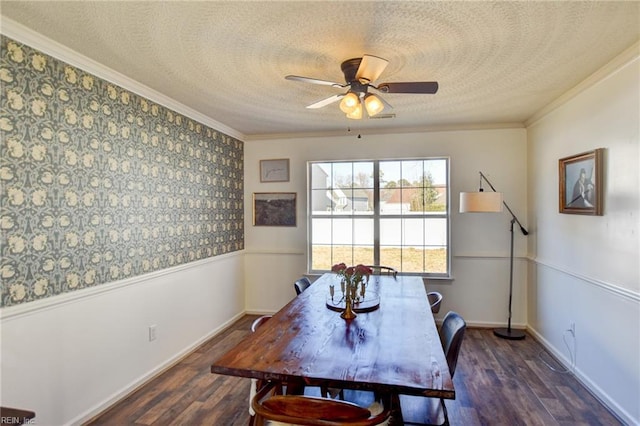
[71,311,246,426]
[527,326,632,425]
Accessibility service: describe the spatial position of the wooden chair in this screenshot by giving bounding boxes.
[249,315,273,425]
[365,265,398,278]
[398,311,466,426]
[251,315,273,332]
[252,381,392,426]
[294,277,312,295]
[427,291,443,314]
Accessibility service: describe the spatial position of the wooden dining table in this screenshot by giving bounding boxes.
[210,273,454,416]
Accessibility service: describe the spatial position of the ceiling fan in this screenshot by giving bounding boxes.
[285,54,438,119]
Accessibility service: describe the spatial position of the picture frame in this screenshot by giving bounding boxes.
[559,148,604,215]
[253,192,297,226]
[260,158,290,182]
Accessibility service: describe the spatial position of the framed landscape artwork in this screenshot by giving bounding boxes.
[559,148,604,215]
[260,158,290,182]
[253,192,297,226]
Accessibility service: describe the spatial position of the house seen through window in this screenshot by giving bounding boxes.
[308,158,450,276]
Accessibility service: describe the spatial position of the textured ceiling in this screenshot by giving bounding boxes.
[1,1,639,139]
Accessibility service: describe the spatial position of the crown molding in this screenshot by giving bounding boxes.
[0,17,245,141]
[526,40,640,128]
[245,121,525,141]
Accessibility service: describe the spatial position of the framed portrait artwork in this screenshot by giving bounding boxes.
[559,148,604,215]
[260,159,290,182]
[253,192,297,226]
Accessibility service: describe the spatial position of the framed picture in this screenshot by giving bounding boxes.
[260,158,290,182]
[253,192,297,226]
[559,148,604,215]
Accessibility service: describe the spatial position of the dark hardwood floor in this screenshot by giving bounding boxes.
[86,315,620,426]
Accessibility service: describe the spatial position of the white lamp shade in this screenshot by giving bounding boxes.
[459,191,503,213]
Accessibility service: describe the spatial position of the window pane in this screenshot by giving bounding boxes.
[380,218,401,246]
[353,219,374,245]
[311,218,332,244]
[403,219,424,246]
[401,160,423,187]
[401,247,425,273]
[424,159,447,185]
[332,245,354,266]
[351,189,373,212]
[311,163,332,189]
[332,162,353,188]
[380,188,399,214]
[311,189,333,213]
[379,247,401,270]
[333,188,353,214]
[332,218,353,244]
[379,161,401,187]
[425,218,447,246]
[404,187,424,215]
[353,162,374,188]
[311,245,331,270]
[426,247,448,273]
[353,247,374,266]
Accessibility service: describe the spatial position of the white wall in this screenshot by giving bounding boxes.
[527,49,639,424]
[244,128,530,329]
[0,253,245,425]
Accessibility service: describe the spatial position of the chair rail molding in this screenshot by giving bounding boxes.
[0,251,245,321]
[531,256,639,302]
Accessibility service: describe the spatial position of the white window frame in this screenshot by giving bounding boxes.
[307,158,451,277]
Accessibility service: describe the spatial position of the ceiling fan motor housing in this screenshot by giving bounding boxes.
[341,58,364,85]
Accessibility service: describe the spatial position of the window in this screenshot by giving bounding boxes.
[308,158,450,276]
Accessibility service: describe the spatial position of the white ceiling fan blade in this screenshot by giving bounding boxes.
[286,75,345,88]
[355,55,389,83]
[306,94,344,109]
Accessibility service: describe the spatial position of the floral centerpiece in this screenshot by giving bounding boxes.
[331,263,373,319]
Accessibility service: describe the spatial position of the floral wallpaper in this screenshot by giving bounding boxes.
[0,36,244,307]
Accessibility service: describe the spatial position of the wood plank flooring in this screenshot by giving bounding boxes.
[86,315,621,426]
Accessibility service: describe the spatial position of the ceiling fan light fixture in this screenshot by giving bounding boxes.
[364,94,384,116]
[339,92,360,114]
[346,101,363,119]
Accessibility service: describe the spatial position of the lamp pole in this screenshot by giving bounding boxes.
[479,172,528,340]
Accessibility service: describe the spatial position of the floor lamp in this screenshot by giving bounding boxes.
[460,171,529,340]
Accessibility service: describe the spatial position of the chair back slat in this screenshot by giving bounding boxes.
[294,277,312,295]
[252,382,391,426]
[427,291,443,314]
[251,315,273,333]
[439,311,466,377]
[365,265,398,278]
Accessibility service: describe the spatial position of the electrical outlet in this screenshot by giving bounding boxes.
[148,325,157,342]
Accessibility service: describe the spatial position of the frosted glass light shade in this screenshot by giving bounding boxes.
[346,101,363,119]
[364,94,384,116]
[459,191,503,213]
[339,92,360,114]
